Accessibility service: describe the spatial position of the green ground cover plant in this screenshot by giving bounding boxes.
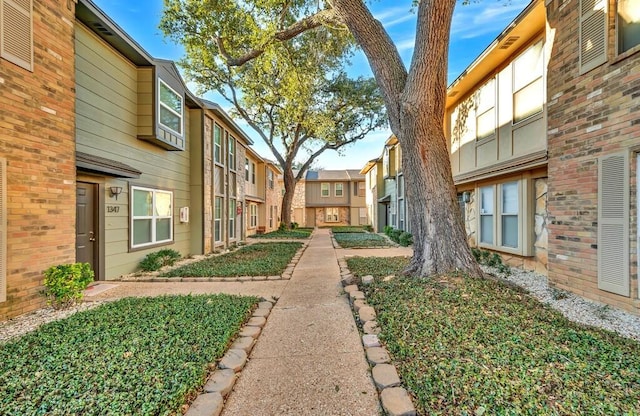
[162,242,302,277]
[250,228,312,239]
[347,256,640,415]
[331,226,368,233]
[0,294,257,415]
[333,232,391,248]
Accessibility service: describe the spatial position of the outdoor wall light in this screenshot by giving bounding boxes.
[109,186,123,200]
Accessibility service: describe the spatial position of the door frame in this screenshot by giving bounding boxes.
[77,178,105,281]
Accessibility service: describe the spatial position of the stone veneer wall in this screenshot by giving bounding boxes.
[463,178,548,274]
[314,207,350,227]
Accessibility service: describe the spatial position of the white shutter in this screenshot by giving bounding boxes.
[597,152,629,296]
[579,0,608,74]
[0,0,32,71]
[0,158,6,302]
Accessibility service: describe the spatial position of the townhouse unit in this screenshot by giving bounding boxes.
[0,0,280,320]
[446,0,549,274]
[243,146,282,236]
[360,135,409,233]
[303,170,368,227]
[278,170,307,227]
[546,0,640,313]
[0,0,77,319]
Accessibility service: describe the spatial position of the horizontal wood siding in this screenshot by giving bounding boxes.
[306,181,348,205]
[75,24,192,279]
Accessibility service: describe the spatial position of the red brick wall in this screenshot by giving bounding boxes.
[0,0,76,320]
[546,0,640,313]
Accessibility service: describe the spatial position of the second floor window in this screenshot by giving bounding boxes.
[245,158,250,181]
[513,41,543,123]
[228,136,236,170]
[251,163,256,184]
[476,78,495,139]
[159,80,183,135]
[321,183,330,197]
[618,0,640,54]
[335,183,344,197]
[268,170,274,189]
[214,125,222,164]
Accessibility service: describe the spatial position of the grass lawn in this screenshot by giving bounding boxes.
[162,242,302,277]
[331,226,368,233]
[347,256,640,415]
[333,232,391,248]
[0,294,257,415]
[250,228,313,239]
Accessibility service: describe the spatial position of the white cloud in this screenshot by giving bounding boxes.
[395,38,416,52]
[451,0,530,40]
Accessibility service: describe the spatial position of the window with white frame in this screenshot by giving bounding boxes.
[513,41,543,123]
[229,199,236,239]
[214,197,222,242]
[325,207,339,222]
[245,158,250,181]
[618,0,640,54]
[268,170,274,189]
[250,203,258,227]
[251,162,256,184]
[321,183,330,197]
[383,147,390,177]
[359,207,367,225]
[159,79,183,135]
[228,136,236,170]
[0,0,33,71]
[214,124,222,164]
[476,78,496,139]
[131,186,173,248]
[335,183,344,197]
[478,180,529,253]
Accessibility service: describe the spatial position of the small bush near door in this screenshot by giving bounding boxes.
[43,263,94,309]
[139,249,182,272]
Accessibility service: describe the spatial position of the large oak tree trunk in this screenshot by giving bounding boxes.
[279,168,296,229]
[335,0,481,277]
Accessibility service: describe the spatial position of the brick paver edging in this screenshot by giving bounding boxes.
[184,298,275,416]
[338,257,418,416]
[117,241,309,282]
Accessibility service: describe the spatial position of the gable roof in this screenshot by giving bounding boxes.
[306,170,365,181]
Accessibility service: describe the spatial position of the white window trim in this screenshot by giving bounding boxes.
[335,183,344,197]
[251,163,256,185]
[229,199,236,239]
[325,207,339,223]
[214,197,222,243]
[512,41,544,125]
[250,203,258,228]
[477,178,532,256]
[321,182,330,197]
[130,186,173,249]
[228,136,236,170]
[158,79,183,136]
[214,124,223,165]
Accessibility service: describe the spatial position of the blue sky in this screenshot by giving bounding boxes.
[92,0,531,170]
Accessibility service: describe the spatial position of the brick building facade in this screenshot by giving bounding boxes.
[0,0,77,319]
[546,0,640,312]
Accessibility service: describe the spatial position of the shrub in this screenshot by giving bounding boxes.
[399,231,413,247]
[290,222,299,229]
[383,225,393,236]
[43,263,94,309]
[364,225,373,232]
[471,248,510,275]
[390,228,403,243]
[139,249,182,272]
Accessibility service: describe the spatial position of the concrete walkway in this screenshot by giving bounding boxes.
[221,228,380,415]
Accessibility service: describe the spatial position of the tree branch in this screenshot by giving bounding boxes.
[216,9,344,66]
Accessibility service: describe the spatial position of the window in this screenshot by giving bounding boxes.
[476,78,495,138]
[359,207,368,225]
[478,180,530,254]
[513,42,543,123]
[479,186,494,245]
[398,199,405,230]
[228,136,236,170]
[359,181,366,197]
[131,186,173,248]
[214,125,222,164]
[158,80,183,135]
[229,172,236,197]
[250,203,258,227]
[1,0,32,71]
[245,158,250,181]
[618,0,640,54]
[214,197,222,242]
[251,163,256,185]
[269,205,274,228]
[321,183,330,197]
[325,207,339,222]
[268,170,274,189]
[335,183,344,197]
[398,177,404,198]
[229,199,236,239]
[383,147,390,177]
